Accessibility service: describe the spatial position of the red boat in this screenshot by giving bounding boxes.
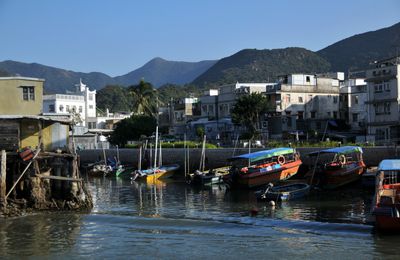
[224,147,302,188]
[372,160,400,233]
[307,146,366,189]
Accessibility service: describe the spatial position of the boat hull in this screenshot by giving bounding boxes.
[255,183,310,201]
[189,166,230,186]
[374,214,400,233]
[322,162,365,189]
[228,160,302,189]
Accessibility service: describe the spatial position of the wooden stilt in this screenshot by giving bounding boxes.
[0,150,6,209]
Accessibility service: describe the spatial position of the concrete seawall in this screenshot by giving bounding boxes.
[78,147,400,173]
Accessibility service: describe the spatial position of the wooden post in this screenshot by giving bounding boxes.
[0,150,7,209]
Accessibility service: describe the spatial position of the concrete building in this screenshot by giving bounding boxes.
[0,76,44,115]
[340,78,367,133]
[43,79,97,129]
[168,97,200,138]
[366,56,400,144]
[265,73,343,139]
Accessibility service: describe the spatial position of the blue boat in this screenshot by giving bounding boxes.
[255,182,310,201]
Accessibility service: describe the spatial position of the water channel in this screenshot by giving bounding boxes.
[0,176,399,258]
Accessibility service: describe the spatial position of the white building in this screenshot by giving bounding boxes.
[339,78,367,132]
[43,79,97,128]
[265,73,343,138]
[366,56,400,144]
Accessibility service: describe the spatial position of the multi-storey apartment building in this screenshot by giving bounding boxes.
[43,79,97,128]
[340,78,367,132]
[0,76,44,115]
[265,73,343,138]
[366,56,400,144]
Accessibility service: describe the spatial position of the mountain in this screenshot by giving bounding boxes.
[0,58,216,93]
[318,22,400,72]
[0,60,115,94]
[192,47,331,87]
[114,57,217,87]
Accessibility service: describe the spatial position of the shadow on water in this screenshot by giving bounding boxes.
[1,175,400,258]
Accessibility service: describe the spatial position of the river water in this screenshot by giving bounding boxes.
[0,177,399,259]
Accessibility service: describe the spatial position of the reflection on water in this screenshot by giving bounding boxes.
[1,177,400,258]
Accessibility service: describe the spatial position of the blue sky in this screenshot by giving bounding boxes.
[0,0,399,76]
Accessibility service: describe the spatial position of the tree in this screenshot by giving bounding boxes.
[231,93,271,139]
[96,85,133,113]
[109,115,156,147]
[128,80,158,117]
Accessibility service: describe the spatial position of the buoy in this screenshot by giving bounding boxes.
[269,200,275,206]
[250,207,259,216]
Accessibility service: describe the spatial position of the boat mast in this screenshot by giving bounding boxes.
[138,145,142,171]
[199,135,206,172]
[184,134,187,178]
[154,125,158,169]
[159,140,162,167]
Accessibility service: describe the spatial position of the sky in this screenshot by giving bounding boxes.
[0,0,399,76]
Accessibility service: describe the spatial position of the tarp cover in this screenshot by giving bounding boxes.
[378,160,400,171]
[308,146,363,156]
[230,147,294,163]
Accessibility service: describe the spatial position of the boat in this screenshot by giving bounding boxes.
[371,160,400,233]
[223,147,302,188]
[255,182,310,201]
[187,135,230,186]
[188,166,231,186]
[131,126,179,182]
[306,146,366,189]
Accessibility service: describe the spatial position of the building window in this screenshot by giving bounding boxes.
[89,94,94,101]
[89,105,94,109]
[327,111,331,117]
[352,113,358,122]
[306,76,310,83]
[384,81,390,92]
[22,86,35,101]
[72,106,77,112]
[310,111,316,119]
[59,105,64,112]
[79,106,83,113]
[286,94,291,103]
[298,96,303,103]
[374,84,383,93]
[287,117,292,127]
[384,102,391,114]
[297,111,304,119]
[49,104,55,112]
[333,96,338,104]
[354,95,359,104]
[333,111,337,119]
[66,105,70,112]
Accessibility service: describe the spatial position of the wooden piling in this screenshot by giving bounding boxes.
[0,150,6,209]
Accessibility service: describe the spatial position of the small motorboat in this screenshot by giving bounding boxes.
[306,146,366,189]
[255,182,310,201]
[188,166,230,186]
[371,160,400,233]
[224,147,302,189]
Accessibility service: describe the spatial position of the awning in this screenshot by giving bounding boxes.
[229,147,294,163]
[308,146,363,156]
[378,160,400,171]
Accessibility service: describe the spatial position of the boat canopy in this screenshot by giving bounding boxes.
[308,146,363,156]
[229,147,294,163]
[378,160,400,171]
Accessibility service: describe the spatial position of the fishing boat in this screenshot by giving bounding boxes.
[187,135,230,186]
[189,166,231,186]
[224,147,302,189]
[255,182,310,201]
[371,160,400,233]
[131,126,179,182]
[306,146,366,189]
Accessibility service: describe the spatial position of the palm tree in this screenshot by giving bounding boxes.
[128,80,158,117]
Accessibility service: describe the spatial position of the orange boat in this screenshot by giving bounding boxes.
[307,146,366,189]
[371,160,400,233]
[224,147,302,188]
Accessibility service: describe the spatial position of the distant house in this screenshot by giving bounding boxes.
[265,73,343,139]
[0,76,44,115]
[0,115,71,152]
[366,56,400,144]
[43,79,97,129]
